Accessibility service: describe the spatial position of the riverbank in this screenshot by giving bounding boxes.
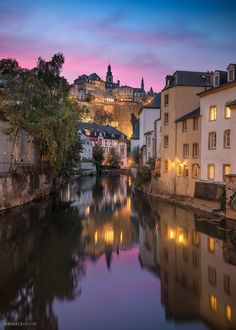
[136,182,226,219]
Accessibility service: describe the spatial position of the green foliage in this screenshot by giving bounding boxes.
[131,146,140,164]
[135,165,152,187]
[1,53,82,176]
[93,110,116,125]
[106,147,121,167]
[220,187,226,211]
[93,144,104,165]
[147,157,155,171]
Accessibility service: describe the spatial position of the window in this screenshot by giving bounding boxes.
[224,274,231,295]
[183,247,189,263]
[164,94,169,106]
[208,164,215,180]
[224,130,231,148]
[192,164,199,179]
[193,117,199,130]
[223,164,231,177]
[224,106,231,119]
[183,144,189,158]
[120,146,125,156]
[183,165,189,177]
[208,132,216,149]
[225,305,232,322]
[146,135,151,146]
[208,266,217,287]
[192,230,200,247]
[182,120,187,132]
[177,164,182,176]
[164,135,169,148]
[164,159,168,172]
[228,68,234,82]
[208,236,215,253]
[192,143,199,158]
[209,106,217,121]
[214,74,220,87]
[192,250,199,267]
[209,295,217,313]
[164,113,169,125]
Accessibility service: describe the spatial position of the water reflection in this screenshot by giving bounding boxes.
[0,176,236,329]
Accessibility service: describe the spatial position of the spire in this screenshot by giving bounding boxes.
[141,77,144,91]
[106,63,113,83]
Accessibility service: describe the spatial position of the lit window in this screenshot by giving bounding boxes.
[164,159,169,172]
[193,117,199,130]
[224,130,231,148]
[177,164,182,176]
[183,144,189,158]
[209,106,217,121]
[164,113,169,125]
[225,305,232,322]
[192,230,200,247]
[183,165,189,177]
[208,164,215,180]
[164,136,169,148]
[209,295,217,312]
[208,132,216,149]
[192,143,199,158]
[208,237,215,253]
[223,164,231,178]
[182,120,187,132]
[224,106,231,119]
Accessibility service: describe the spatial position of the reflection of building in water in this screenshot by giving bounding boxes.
[135,194,236,329]
[199,230,236,329]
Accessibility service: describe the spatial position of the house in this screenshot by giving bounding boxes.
[77,122,127,168]
[79,133,96,175]
[199,64,236,182]
[138,93,161,166]
[175,107,201,197]
[71,73,105,102]
[159,70,212,196]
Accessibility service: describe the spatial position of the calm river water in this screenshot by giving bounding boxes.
[0,176,235,330]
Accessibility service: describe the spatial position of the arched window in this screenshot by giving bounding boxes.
[224,130,231,148]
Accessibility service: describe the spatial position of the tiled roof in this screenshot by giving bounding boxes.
[164,71,213,90]
[175,107,200,122]
[77,122,127,140]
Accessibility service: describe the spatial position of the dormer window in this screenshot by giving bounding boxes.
[228,69,234,82]
[214,73,220,87]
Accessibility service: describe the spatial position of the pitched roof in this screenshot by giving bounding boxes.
[226,99,236,107]
[89,73,102,81]
[77,122,127,140]
[144,93,161,108]
[175,107,200,122]
[163,71,213,90]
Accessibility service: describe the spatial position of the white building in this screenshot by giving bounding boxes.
[199,64,236,182]
[79,133,96,174]
[138,93,161,165]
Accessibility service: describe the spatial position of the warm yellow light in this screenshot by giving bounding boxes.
[85,206,90,216]
[113,194,117,203]
[120,231,123,244]
[210,295,217,312]
[94,231,98,244]
[226,304,232,322]
[169,229,175,240]
[178,233,184,243]
[104,229,114,244]
[208,237,215,253]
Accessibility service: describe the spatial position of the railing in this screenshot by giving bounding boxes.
[0,161,49,175]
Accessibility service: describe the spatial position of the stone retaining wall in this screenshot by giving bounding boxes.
[194,180,225,202]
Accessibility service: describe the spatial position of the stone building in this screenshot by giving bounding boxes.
[77,122,128,168]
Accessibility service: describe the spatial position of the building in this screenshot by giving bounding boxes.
[79,133,96,175]
[199,64,236,182]
[138,93,161,166]
[159,70,212,196]
[71,64,148,103]
[175,107,201,197]
[77,122,128,168]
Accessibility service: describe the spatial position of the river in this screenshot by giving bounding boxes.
[0,175,235,330]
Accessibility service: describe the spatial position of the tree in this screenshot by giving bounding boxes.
[107,147,121,167]
[93,144,104,166]
[1,53,81,176]
[131,146,140,164]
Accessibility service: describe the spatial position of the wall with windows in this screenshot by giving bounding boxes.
[175,115,201,197]
[200,86,236,182]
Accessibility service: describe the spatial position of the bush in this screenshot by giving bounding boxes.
[131,146,140,164]
[135,165,152,187]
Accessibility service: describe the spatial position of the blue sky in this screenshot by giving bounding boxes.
[0,0,235,90]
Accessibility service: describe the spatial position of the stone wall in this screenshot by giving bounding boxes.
[80,101,142,138]
[225,175,236,220]
[194,180,225,202]
[0,173,53,211]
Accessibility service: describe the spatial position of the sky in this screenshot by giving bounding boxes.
[0,0,236,91]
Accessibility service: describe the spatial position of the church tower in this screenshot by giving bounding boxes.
[141,77,144,91]
[106,64,113,83]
